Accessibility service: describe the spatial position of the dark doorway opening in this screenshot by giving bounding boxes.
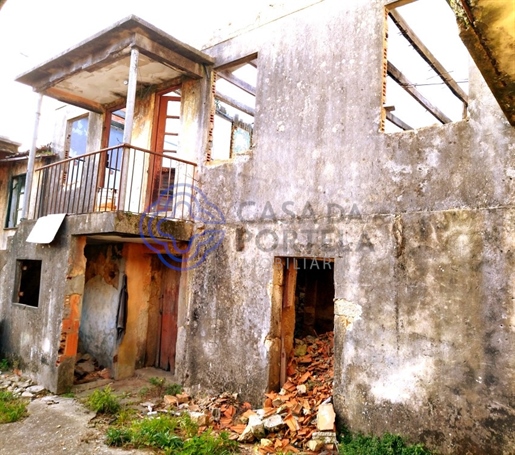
[293,258,335,338]
[269,257,335,390]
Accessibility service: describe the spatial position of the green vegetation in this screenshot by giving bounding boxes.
[340,432,433,455]
[0,391,28,423]
[0,358,10,371]
[106,413,238,455]
[85,385,121,415]
[141,377,183,399]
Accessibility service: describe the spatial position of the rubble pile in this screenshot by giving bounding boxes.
[74,353,110,384]
[230,331,336,453]
[0,369,46,398]
[153,331,336,454]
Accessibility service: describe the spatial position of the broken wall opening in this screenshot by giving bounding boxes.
[76,243,123,384]
[269,257,334,391]
[14,259,42,307]
[382,0,470,132]
[210,54,257,160]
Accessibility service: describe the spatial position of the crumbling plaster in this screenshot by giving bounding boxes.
[184,0,515,453]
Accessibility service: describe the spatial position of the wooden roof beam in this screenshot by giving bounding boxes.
[217,70,256,96]
[387,61,452,124]
[386,111,413,130]
[215,91,255,117]
[389,9,468,105]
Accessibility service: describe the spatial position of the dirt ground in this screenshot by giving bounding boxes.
[0,368,171,455]
[0,396,147,455]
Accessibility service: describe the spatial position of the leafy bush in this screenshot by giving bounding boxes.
[0,391,27,423]
[85,386,121,414]
[340,432,432,455]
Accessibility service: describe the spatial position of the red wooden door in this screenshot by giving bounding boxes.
[149,89,181,207]
[159,266,181,372]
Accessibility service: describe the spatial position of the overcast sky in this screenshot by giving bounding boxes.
[0,0,469,149]
[0,0,299,149]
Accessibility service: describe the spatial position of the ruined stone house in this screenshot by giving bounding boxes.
[1,1,515,453]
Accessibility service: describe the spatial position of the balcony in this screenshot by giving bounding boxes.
[31,144,197,223]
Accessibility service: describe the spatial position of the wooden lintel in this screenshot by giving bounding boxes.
[389,9,468,104]
[385,0,418,10]
[386,111,413,130]
[215,53,258,72]
[44,87,104,113]
[387,61,452,124]
[217,70,256,96]
[135,35,205,79]
[215,91,255,117]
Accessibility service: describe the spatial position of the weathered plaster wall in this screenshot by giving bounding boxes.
[0,219,86,393]
[79,243,124,371]
[185,0,515,453]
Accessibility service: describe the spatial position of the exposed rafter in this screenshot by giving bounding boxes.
[217,71,256,96]
[389,9,468,106]
[387,61,452,124]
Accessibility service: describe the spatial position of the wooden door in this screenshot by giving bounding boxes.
[149,89,181,207]
[158,265,181,372]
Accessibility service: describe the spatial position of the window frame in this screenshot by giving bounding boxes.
[5,173,26,229]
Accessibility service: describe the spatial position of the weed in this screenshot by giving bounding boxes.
[0,358,10,371]
[340,432,432,455]
[141,377,183,399]
[106,413,238,454]
[85,386,121,415]
[138,386,150,397]
[179,429,238,455]
[106,427,132,446]
[164,383,183,396]
[178,413,198,439]
[148,377,165,387]
[60,392,75,398]
[0,391,27,423]
[116,408,137,425]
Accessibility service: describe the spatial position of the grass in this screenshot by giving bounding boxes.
[106,413,238,455]
[140,377,183,399]
[85,385,121,415]
[0,391,28,423]
[339,432,433,455]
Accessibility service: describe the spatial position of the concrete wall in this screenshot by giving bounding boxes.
[0,219,86,393]
[183,0,515,453]
[80,243,124,371]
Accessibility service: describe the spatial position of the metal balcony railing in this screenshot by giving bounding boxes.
[31,144,197,220]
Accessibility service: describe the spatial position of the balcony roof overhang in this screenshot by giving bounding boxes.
[15,15,214,113]
[453,0,515,126]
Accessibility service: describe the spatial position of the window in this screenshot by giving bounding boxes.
[64,115,89,186]
[209,54,257,160]
[5,174,26,228]
[14,259,42,307]
[100,108,125,191]
[382,0,469,132]
[65,115,89,158]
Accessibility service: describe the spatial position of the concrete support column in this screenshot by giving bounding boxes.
[21,92,43,220]
[119,47,139,211]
